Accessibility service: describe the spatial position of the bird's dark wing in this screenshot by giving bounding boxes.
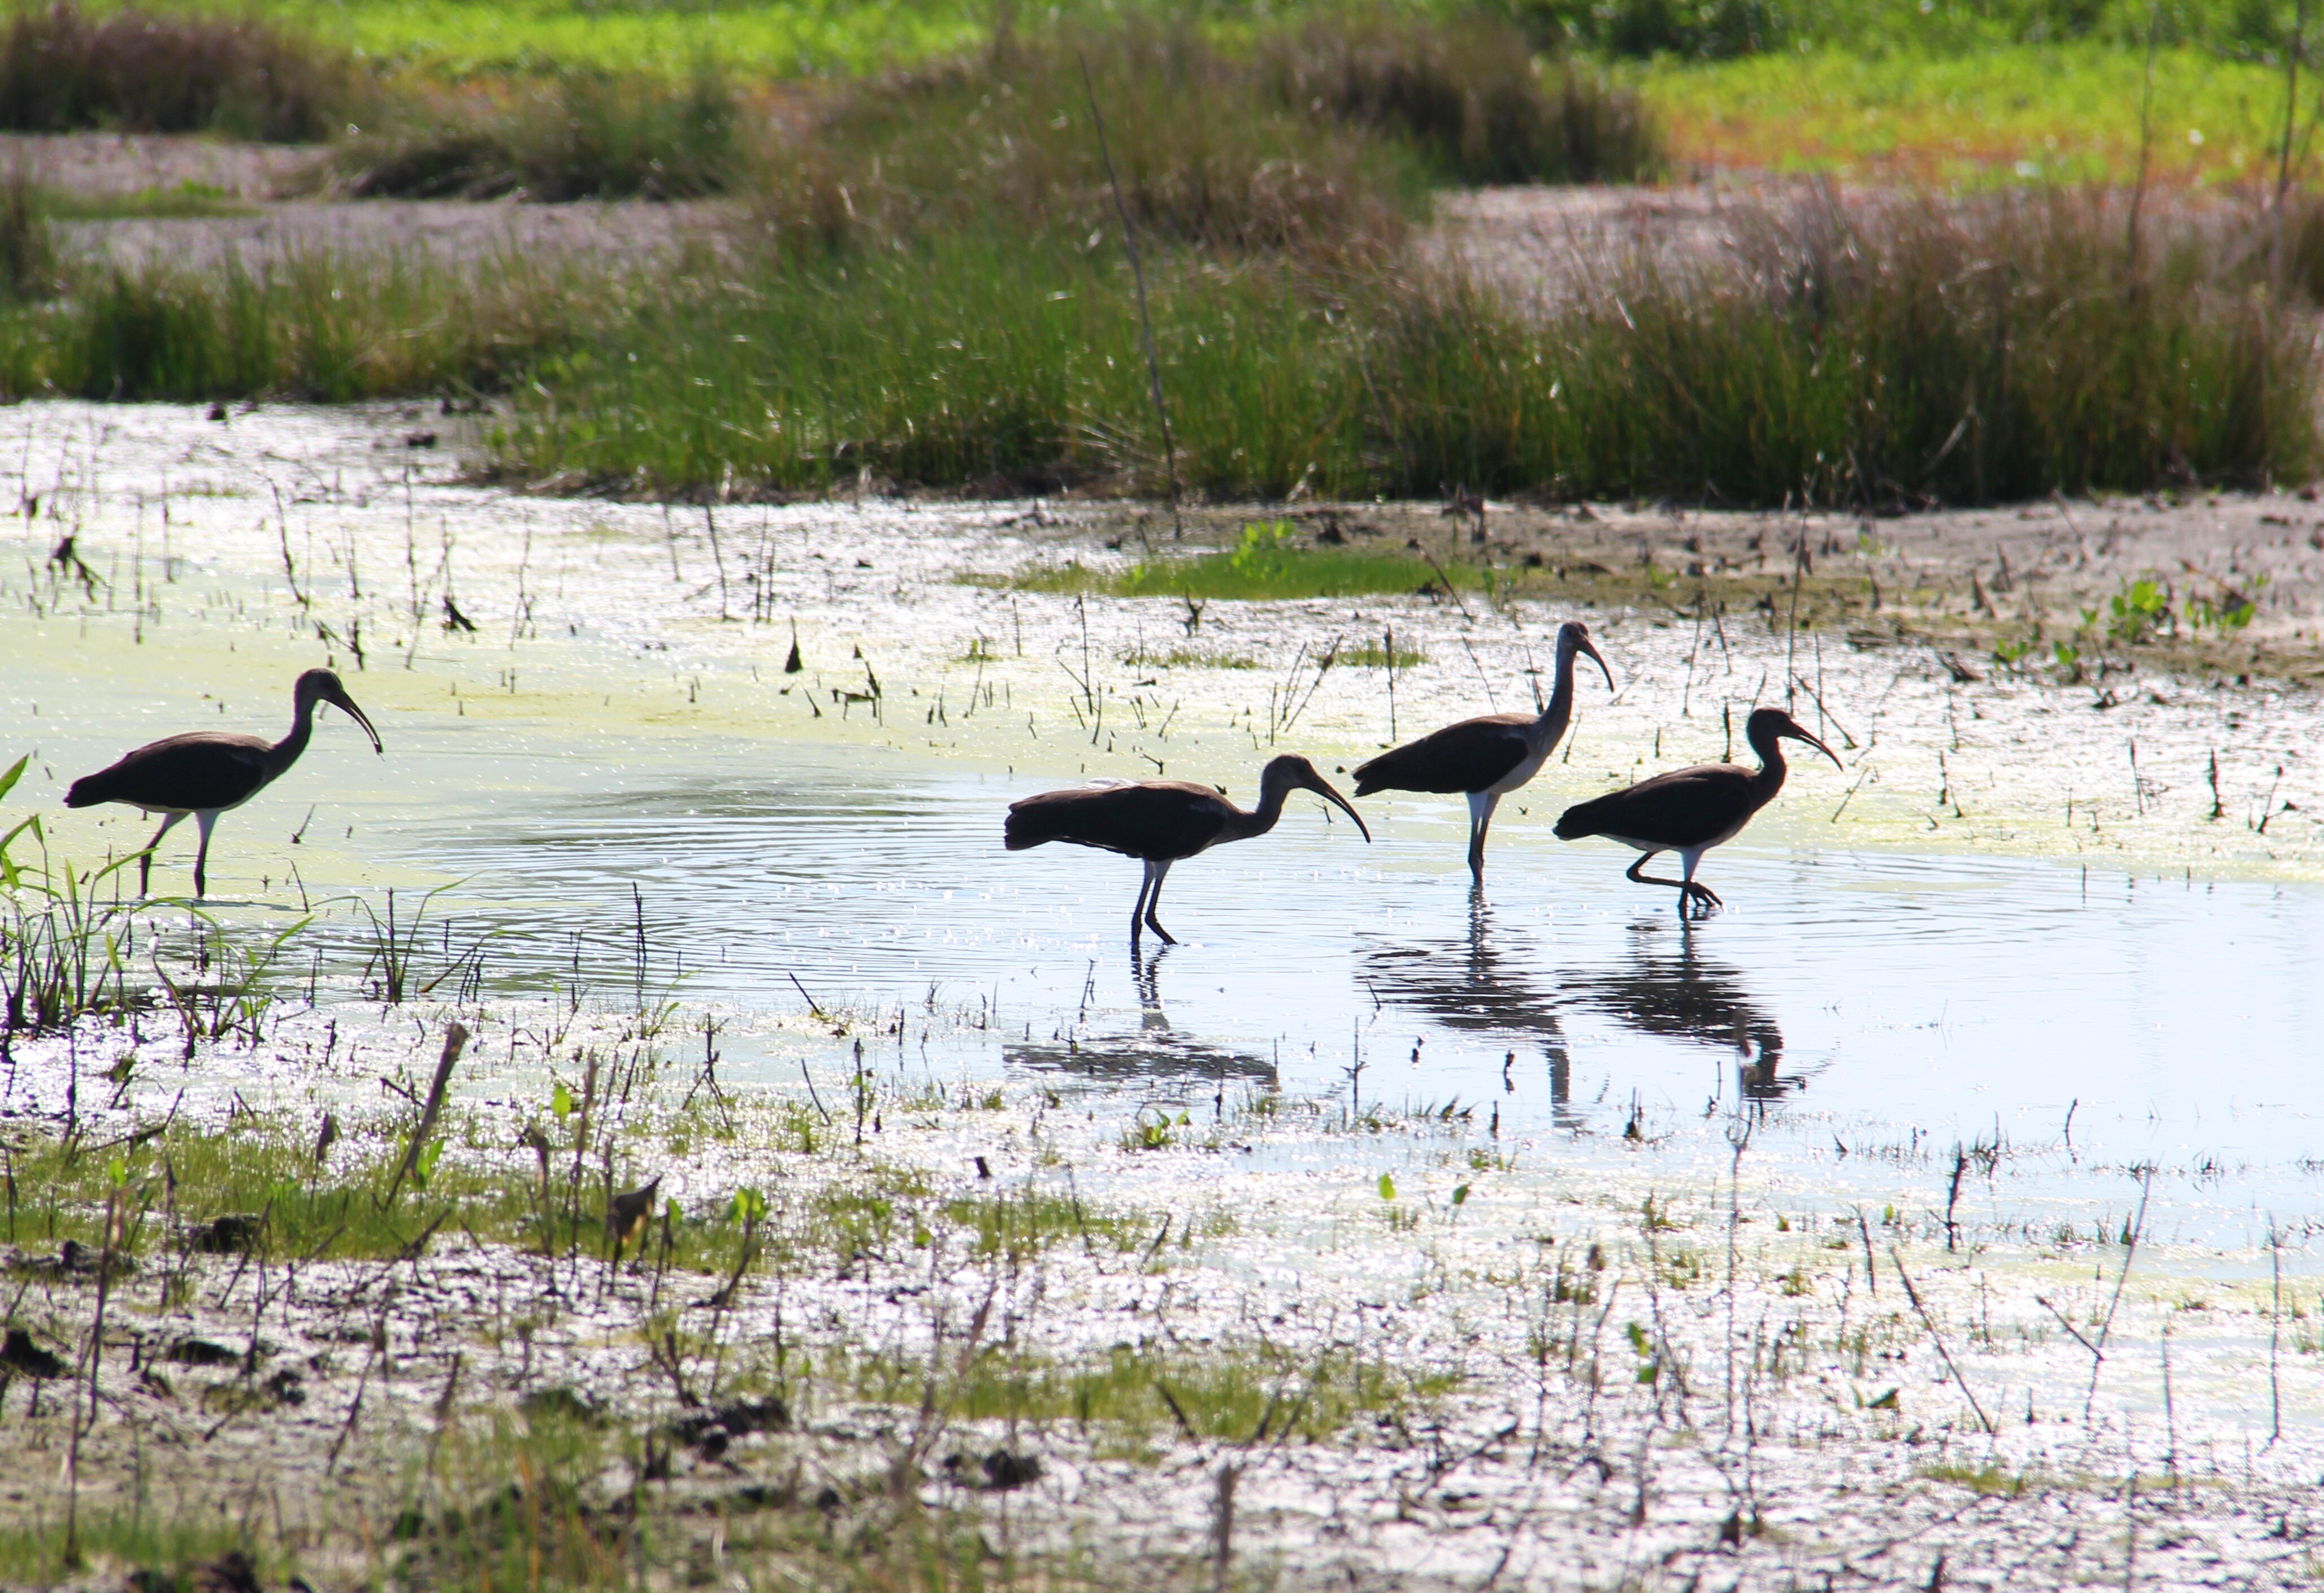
[1354,715,1533,795]
[65,734,274,813]
[1554,765,1757,849]
[1005,781,1232,860]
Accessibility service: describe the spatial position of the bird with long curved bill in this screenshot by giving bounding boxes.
[1351,620,1613,884]
[1553,706,1838,914]
[64,668,383,899]
[1004,754,1369,946]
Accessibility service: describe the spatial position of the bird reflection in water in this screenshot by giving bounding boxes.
[1363,898,1809,1120]
[1566,920,1802,1107]
[1005,943,1277,1089]
[1360,893,1587,1128]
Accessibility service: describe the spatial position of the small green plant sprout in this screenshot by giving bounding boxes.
[728,1186,768,1225]
[1377,1172,1397,1201]
[1625,1321,1660,1384]
[2050,639,2084,681]
[552,1081,575,1121]
[2107,576,2172,643]
[1123,1106,1176,1152]
[1991,633,2037,668]
[2189,573,2267,631]
[1451,1182,1471,1214]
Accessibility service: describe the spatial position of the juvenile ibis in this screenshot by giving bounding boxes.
[1004,754,1369,946]
[1553,706,1837,914]
[1351,620,1613,883]
[64,668,382,899]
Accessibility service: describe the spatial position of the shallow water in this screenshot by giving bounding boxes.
[342,748,2319,1168]
[3,400,2318,1192]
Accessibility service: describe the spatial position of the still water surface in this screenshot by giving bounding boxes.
[332,739,2323,1169]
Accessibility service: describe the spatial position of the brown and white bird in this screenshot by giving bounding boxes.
[1554,706,1838,914]
[1351,620,1613,883]
[1004,755,1369,946]
[64,668,381,899]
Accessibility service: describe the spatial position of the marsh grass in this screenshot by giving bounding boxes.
[0,2,352,141]
[1260,11,1660,184]
[0,1516,269,1591]
[1,784,144,1041]
[1007,521,1478,600]
[0,171,61,304]
[504,183,2316,505]
[843,1336,1458,1443]
[340,61,742,201]
[29,180,258,220]
[0,245,606,402]
[761,25,1428,263]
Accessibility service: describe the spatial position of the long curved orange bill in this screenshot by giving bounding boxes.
[331,690,384,754]
[1579,634,1615,692]
[1303,774,1371,842]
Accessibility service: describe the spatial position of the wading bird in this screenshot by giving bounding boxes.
[1553,706,1838,914]
[1004,755,1369,946]
[65,668,382,899]
[1351,620,1614,884]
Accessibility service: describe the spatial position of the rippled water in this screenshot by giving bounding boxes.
[322,733,2324,1167]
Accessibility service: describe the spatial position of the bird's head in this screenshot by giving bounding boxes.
[1746,707,1840,769]
[1260,755,1371,842]
[296,668,383,755]
[1555,620,1616,692]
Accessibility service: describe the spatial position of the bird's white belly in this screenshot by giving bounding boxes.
[1485,742,1551,796]
[1603,817,1747,854]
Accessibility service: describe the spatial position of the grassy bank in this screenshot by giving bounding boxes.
[490,188,2318,507]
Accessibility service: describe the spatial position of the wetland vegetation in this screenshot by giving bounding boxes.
[2,1,2323,1587]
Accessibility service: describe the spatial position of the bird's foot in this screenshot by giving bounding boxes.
[1683,882,1723,915]
[1147,921,1178,946]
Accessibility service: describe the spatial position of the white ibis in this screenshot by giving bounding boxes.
[1554,706,1837,914]
[1004,754,1369,946]
[64,668,382,899]
[1351,620,1613,883]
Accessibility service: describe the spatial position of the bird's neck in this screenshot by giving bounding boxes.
[1530,646,1581,746]
[1746,723,1790,804]
[1225,777,1293,843]
[271,694,319,776]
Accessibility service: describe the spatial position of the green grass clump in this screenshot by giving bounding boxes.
[0,1,352,140]
[496,185,2316,506]
[845,1337,1459,1442]
[1261,11,1660,184]
[760,25,1431,262]
[0,246,601,402]
[1013,521,1472,600]
[25,181,257,220]
[340,62,742,200]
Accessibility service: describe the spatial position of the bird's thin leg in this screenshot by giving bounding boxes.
[1130,861,1155,948]
[1679,848,1722,914]
[192,810,219,901]
[140,812,185,898]
[1624,850,1696,911]
[1465,790,1501,884]
[1143,861,1178,945]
